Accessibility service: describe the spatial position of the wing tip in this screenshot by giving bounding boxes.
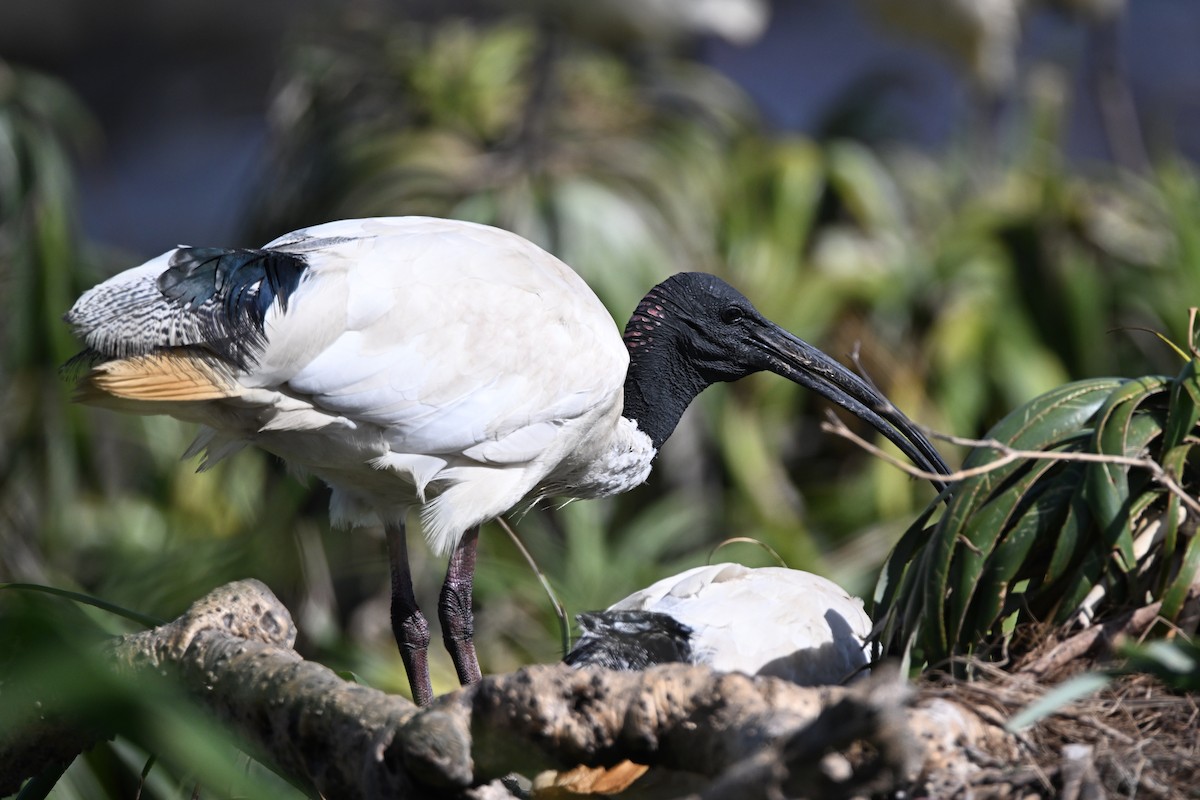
[74,352,239,404]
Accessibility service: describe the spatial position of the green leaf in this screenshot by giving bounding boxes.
[872,502,941,655]
[1006,671,1113,731]
[1083,376,1169,572]
[947,457,1060,652]
[14,762,71,800]
[964,463,1079,647]
[1121,639,1200,690]
[985,378,1129,454]
[1162,515,1200,620]
[1156,443,1191,587]
[917,378,1122,660]
[1041,468,1091,585]
[0,583,162,628]
[1052,544,1108,625]
[1155,359,1200,618]
[1162,359,1200,452]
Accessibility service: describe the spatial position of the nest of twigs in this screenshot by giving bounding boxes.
[919,670,1198,798]
[912,607,1200,800]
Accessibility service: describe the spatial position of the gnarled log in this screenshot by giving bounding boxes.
[2,580,1022,799]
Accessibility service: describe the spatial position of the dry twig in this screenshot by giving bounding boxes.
[820,414,1200,517]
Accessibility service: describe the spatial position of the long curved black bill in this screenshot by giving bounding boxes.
[751,323,951,492]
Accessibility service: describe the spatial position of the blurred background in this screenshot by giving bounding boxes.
[2,0,1200,794]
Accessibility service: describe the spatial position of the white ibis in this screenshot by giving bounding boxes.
[66,216,948,705]
[548,562,874,796]
[564,562,874,685]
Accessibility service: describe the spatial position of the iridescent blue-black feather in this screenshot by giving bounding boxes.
[157,247,308,367]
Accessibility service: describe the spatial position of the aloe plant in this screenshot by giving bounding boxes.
[876,356,1200,669]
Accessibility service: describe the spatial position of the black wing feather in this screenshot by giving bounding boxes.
[563,610,694,671]
[157,247,308,367]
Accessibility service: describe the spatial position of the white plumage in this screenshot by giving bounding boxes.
[548,563,874,796]
[68,215,946,705]
[70,217,653,556]
[575,562,874,685]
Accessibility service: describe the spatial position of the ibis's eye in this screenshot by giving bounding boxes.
[720,305,746,324]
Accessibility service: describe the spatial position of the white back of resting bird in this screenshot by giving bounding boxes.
[609,562,873,685]
[68,217,655,555]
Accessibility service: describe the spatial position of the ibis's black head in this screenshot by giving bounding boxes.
[622,272,950,489]
[563,610,694,671]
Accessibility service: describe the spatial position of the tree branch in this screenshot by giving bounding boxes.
[4,580,1025,798]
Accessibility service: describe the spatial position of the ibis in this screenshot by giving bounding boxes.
[549,562,874,797]
[564,562,874,685]
[66,216,948,705]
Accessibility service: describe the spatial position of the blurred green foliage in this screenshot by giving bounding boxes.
[0,60,312,799]
[1,60,96,581]
[2,589,304,799]
[0,59,314,620]
[2,5,1200,797]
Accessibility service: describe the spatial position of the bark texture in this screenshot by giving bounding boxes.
[2,580,1025,799]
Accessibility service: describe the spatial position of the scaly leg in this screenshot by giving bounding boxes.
[385,519,434,706]
[438,525,483,686]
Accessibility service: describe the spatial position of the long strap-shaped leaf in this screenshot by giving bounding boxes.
[1083,376,1170,573]
[1159,359,1200,618]
[880,358,1200,668]
[1057,412,1165,622]
[1043,474,1092,586]
[917,378,1124,661]
[963,462,1082,648]
[872,500,942,657]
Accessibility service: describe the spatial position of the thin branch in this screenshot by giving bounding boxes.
[820,413,1200,518]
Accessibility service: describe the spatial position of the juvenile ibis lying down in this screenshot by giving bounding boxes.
[546,563,873,796]
[564,562,874,685]
[66,216,948,705]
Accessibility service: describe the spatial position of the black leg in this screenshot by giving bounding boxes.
[385,519,434,706]
[438,525,482,686]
